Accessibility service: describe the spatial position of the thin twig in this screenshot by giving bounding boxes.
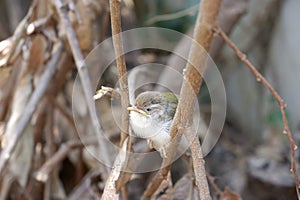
[212,26,300,199]
[0,175,14,200]
[0,0,38,67]
[102,138,129,200]
[0,44,63,174]
[53,0,112,170]
[44,105,55,200]
[145,4,198,25]
[109,0,133,197]
[109,0,130,146]
[68,0,82,23]
[207,174,222,197]
[26,16,51,35]
[142,0,222,199]
[0,1,42,120]
[183,126,211,199]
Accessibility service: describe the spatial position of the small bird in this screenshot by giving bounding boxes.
[127,91,188,158]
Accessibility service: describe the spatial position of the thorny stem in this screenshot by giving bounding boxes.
[213,26,300,199]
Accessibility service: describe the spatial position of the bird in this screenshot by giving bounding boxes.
[127,91,188,158]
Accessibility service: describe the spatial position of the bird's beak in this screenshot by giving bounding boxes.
[127,106,147,116]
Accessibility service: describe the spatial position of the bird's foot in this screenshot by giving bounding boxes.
[147,139,154,149]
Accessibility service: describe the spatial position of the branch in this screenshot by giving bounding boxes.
[102,138,129,200]
[183,126,211,199]
[109,0,130,145]
[142,0,222,199]
[0,0,38,68]
[145,4,198,25]
[0,44,63,174]
[104,1,132,197]
[207,174,222,197]
[212,26,300,199]
[53,0,112,170]
[44,105,55,200]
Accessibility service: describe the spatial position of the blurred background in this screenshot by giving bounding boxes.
[0,0,299,199]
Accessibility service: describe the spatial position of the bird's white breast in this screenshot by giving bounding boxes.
[129,112,189,154]
[129,112,171,149]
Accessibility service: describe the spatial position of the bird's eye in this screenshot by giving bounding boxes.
[146,107,151,112]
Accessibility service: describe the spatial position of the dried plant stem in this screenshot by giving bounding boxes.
[107,1,131,197]
[44,105,55,200]
[183,126,210,199]
[145,4,198,25]
[53,0,111,169]
[142,0,222,199]
[207,174,222,196]
[213,26,300,199]
[109,0,130,146]
[102,138,129,200]
[0,175,14,200]
[0,0,38,68]
[141,166,171,200]
[0,45,63,174]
